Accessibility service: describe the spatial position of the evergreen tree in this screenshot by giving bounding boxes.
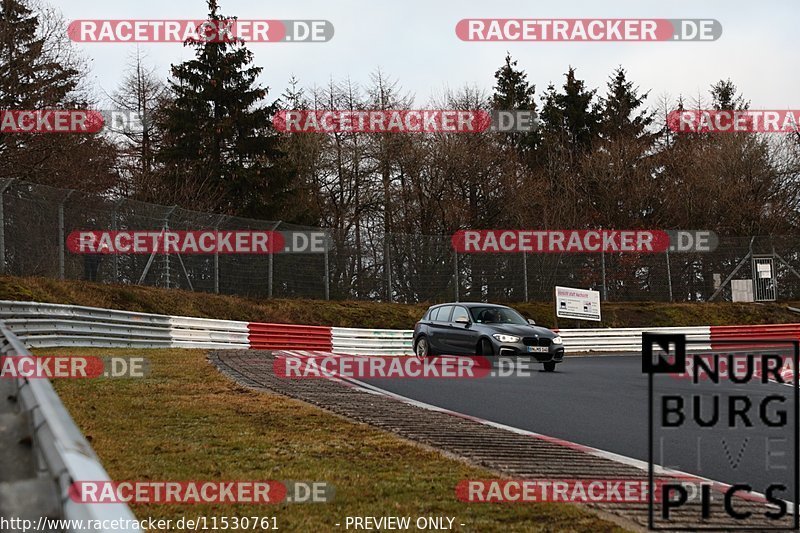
[0,0,117,190]
[539,67,601,159]
[0,0,77,109]
[585,67,660,226]
[157,0,293,218]
[599,67,655,141]
[535,68,601,222]
[275,76,325,225]
[491,54,535,109]
[491,53,539,157]
[710,79,748,111]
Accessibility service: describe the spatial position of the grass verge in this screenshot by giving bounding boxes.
[5,274,799,329]
[47,348,628,532]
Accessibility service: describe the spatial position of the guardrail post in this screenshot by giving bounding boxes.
[58,190,75,279]
[0,178,14,275]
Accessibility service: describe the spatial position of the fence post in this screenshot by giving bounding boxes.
[268,253,273,297]
[214,251,219,294]
[522,252,529,302]
[0,179,14,275]
[268,221,281,298]
[453,250,459,302]
[213,215,225,294]
[163,206,177,289]
[112,198,124,283]
[600,248,607,301]
[665,247,673,301]
[58,190,75,280]
[324,247,330,300]
[386,239,393,302]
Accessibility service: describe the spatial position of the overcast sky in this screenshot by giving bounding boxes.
[53,0,799,110]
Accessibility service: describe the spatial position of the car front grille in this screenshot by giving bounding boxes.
[522,337,551,347]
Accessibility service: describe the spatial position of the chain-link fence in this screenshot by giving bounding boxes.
[2,178,799,303]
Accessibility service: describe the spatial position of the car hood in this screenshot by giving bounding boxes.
[484,324,557,338]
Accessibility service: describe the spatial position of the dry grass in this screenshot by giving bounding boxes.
[47,347,629,532]
[4,274,800,330]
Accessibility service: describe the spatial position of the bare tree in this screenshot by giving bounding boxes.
[107,48,168,197]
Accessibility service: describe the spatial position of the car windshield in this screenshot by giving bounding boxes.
[471,306,528,325]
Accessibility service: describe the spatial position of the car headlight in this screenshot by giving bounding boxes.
[552,336,563,345]
[492,334,520,343]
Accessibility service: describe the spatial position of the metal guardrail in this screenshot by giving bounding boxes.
[0,322,142,533]
[558,326,712,352]
[0,301,249,350]
[0,301,172,325]
[331,326,713,354]
[709,324,800,349]
[0,300,718,354]
[332,327,414,355]
[248,323,333,350]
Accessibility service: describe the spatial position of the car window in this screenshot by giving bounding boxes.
[471,306,527,324]
[435,305,454,322]
[451,306,470,323]
[427,307,440,321]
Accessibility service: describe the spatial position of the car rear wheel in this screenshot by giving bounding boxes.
[543,361,557,372]
[414,336,431,359]
[479,338,494,356]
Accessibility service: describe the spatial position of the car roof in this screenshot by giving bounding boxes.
[429,302,509,309]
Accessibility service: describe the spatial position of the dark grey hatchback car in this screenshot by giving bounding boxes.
[412,302,564,371]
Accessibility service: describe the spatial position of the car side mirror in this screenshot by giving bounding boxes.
[527,318,536,325]
[455,316,470,324]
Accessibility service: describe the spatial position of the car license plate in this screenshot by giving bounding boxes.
[527,346,549,353]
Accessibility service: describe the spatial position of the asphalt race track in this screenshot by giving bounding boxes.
[361,354,798,503]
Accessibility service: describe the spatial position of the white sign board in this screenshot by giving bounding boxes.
[731,279,754,303]
[555,286,601,322]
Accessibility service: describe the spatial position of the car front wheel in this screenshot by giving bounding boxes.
[479,338,494,356]
[543,361,557,372]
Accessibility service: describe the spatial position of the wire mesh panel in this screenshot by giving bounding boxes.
[2,180,800,303]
